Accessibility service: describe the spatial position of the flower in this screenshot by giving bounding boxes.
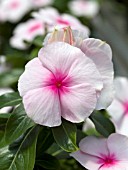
[18,27,113,127]
[107,77,128,136]
[0,0,31,23]
[0,88,13,113]
[44,27,114,110]
[10,19,44,49]
[30,0,53,8]
[32,7,90,34]
[70,133,128,170]
[68,0,99,18]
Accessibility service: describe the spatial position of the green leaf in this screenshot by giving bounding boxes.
[52,119,78,152]
[90,111,115,137]
[36,127,54,157]
[0,104,35,148]
[0,92,22,109]
[0,126,39,170]
[0,69,23,87]
[36,154,60,170]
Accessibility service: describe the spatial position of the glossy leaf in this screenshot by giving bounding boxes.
[90,111,115,137]
[0,92,22,109]
[52,120,78,152]
[36,127,54,157]
[0,126,39,170]
[0,69,23,87]
[0,104,35,148]
[36,153,60,170]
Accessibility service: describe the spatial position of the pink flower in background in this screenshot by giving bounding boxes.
[71,133,128,170]
[44,28,114,110]
[32,7,90,34]
[69,0,99,18]
[31,0,53,8]
[18,41,104,127]
[10,19,44,49]
[0,88,13,113]
[107,77,128,136]
[0,0,31,23]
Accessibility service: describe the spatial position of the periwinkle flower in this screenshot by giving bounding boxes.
[71,133,128,170]
[18,27,114,127]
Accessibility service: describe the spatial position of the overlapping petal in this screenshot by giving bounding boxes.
[60,84,97,122]
[107,133,128,161]
[81,38,114,109]
[70,150,101,170]
[79,136,108,157]
[23,87,61,127]
[38,42,103,92]
[18,58,52,96]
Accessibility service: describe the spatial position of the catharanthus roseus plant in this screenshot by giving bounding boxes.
[71,133,128,170]
[18,27,114,127]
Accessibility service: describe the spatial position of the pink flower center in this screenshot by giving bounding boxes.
[57,18,70,26]
[98,154,118,168]
[10,1,19,9]
[46,71,72,94]
[123,101,128,115]
[28,23,42,33]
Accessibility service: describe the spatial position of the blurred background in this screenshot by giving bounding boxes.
[0,0,128,169]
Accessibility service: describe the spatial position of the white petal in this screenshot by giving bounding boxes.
[70,150,101,170]
[79,136,108,157]
[18,58,52,97]
[81,38,114,109]
[60,84,97,123]
[107,99,128,136]
[107,133,128,161]
[82,118,95,132]
[23,87,61,127]
[114,77,128,102]
[99,162,128,170]
[38,42,103,93]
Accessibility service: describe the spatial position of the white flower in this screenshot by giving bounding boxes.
[71,133,128,170]
[107,77,128,136]
[30,0,53,8]
[0,0,31,23]
[32,7,90,34]
[69,0,100,18]
[10,19,44,49]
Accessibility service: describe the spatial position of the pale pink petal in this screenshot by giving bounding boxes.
[82,118,95,132]
[107,99,128,135]
[81,38,112,59]
[10,19,44,49]
[99,162,127,170]
[79,136,108,157]
[114,77,128,102]
[31,0,53,8]
[60,84,97,123]
[61,14,90,34]
[73,30,89,48]
[23,88,61,127]
[115,115,128,136]
[32,7,59,25]
[10,35,27,49]
[68,0,99,18]
[70,150,101,170]
[107,133,128,161]
[18,58,52,97]
[38,42,103,92]
[81,38,114,109]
